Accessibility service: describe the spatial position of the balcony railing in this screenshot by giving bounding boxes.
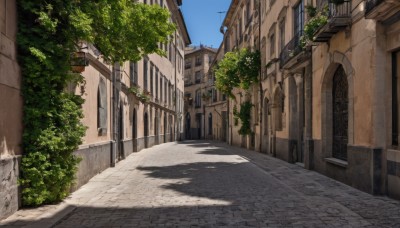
[313,1,351,42]
[366,0,384,15]
[365,0,400,21]
[279,31,304,68]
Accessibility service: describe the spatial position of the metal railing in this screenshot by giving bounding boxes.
[328,1,351,19]
[279,31,304,68]
[365,0,384,15]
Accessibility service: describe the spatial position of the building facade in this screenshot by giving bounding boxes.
[0,0,190,219]
[220,0,400,198]
[0,0,23,220]
[73,0,190,189]
[183,46,218,139]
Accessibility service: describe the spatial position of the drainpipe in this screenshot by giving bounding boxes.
[174,30,178,141]
[304,59,313,170]
[258,0,263,153]
[110,64,118,167]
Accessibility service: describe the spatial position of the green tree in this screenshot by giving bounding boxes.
[18,0,176,206]
[214,48,260,98]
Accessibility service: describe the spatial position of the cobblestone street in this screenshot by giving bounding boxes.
[2,141,400,227]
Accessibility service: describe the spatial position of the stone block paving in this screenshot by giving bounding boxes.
[1,141,400,227]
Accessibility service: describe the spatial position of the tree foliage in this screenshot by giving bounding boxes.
[214,48,260,98]
[18,0,175,206]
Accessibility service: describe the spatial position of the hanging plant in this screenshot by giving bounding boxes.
[202,91,212,100]
[300,6,329,47]
[129,86,150,104]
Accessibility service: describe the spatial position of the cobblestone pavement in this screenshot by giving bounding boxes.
[2,141,400,228]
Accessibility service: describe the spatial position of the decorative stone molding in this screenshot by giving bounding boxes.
[321,51,355,160]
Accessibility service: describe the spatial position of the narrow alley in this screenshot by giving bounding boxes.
[2,141,400,227]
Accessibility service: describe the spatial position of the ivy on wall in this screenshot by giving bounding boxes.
[18,0,175,206]
[214,48,259,136]
[233,101,254,136]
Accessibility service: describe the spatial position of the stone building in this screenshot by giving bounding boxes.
[0,0,190,219]
[183,46,217,139]
[221,0,261,150]
[205,43,229,142]
[73,0,190,189]
[220,0,400,198]
[0,0,23,220]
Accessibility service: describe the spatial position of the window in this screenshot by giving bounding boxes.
[195,71,201,84]
[195,56,202,66]
[97,77,107,135]
[160,76,163,102]
[143,59,148,90]
[155,69,159,99]
[150,64,154,95]
[224,35,230,53]
[279,19,285,53]
[195,90,202,108]
[294,0,304,37]
[212,88,217,102]
[130,61,138,85]
[270,33,275,57]
[185,59,192,69]
[165,80,168,103]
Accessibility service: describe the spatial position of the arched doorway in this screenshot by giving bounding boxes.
[185,113,191,139]
[144,112,149,148]
[332,65,348,161]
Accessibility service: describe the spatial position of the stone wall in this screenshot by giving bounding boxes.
[0,157,20,220]
[72,142,112,191]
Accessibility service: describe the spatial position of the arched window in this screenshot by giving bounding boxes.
[97,77,107,135]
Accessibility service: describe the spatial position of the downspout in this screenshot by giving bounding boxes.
[174,29,178,141]
[111,64,117,167]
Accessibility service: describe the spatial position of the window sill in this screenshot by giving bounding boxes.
[325,157,348,168]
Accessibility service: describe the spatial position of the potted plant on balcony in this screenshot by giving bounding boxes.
[202,92,211,101]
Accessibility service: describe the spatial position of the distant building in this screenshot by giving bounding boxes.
[183,46,218,140]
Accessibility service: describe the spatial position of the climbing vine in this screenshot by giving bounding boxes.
[18,0,175,206]
[233,101,254,136]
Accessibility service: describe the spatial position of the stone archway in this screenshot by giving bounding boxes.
[321,51,355,160]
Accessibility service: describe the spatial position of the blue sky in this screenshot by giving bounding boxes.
[181,0,231,48]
